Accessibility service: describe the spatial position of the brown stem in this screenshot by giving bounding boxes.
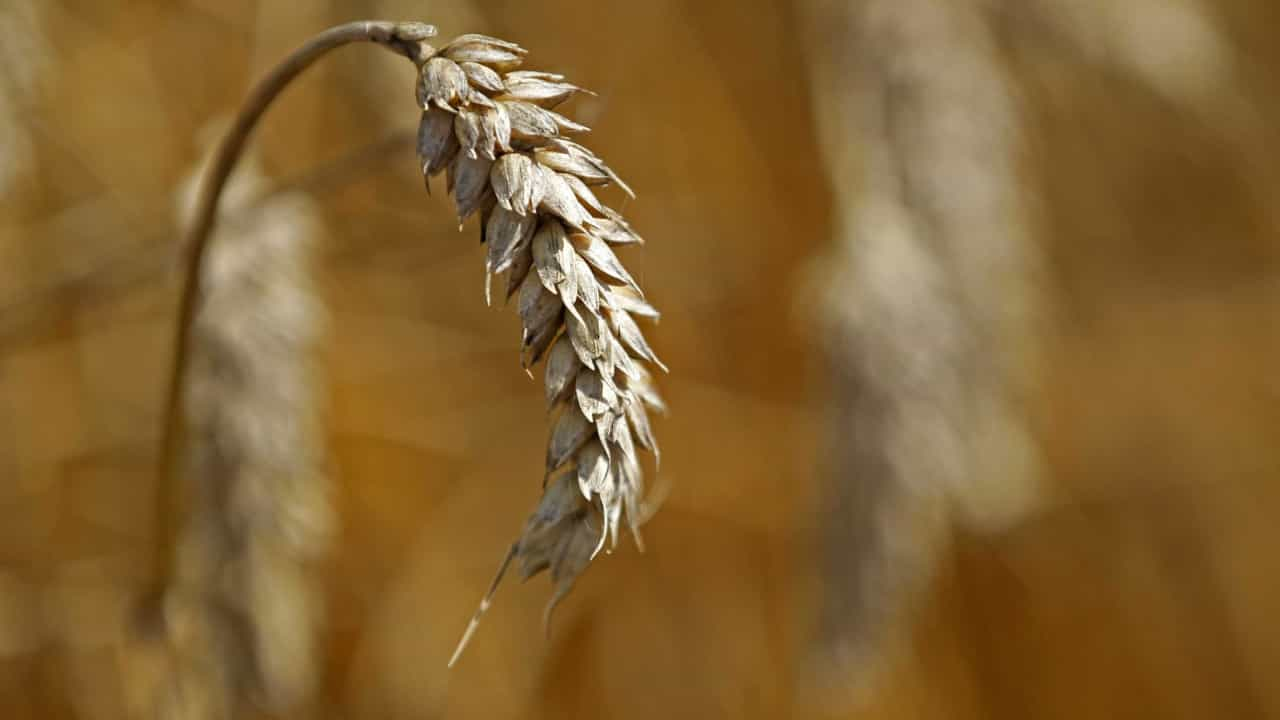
[150,20,434,597]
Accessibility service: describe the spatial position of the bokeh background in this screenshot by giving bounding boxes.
[0,0,1277,718]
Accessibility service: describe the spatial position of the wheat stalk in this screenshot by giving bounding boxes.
[155,147,330,719]
[149,20,665,716]
[799,0,1040,701]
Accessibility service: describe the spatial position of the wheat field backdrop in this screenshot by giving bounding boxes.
[0,1,1277,718]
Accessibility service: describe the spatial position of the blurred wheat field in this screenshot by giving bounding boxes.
[0,1,1278,719]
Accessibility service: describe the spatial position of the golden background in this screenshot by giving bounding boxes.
[0,0,1276,718]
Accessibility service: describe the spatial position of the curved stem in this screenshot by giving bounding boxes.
[151,20,433,594]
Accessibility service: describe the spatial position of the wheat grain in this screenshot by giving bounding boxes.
[410,34,667,665]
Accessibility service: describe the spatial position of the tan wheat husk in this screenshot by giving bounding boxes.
[412,33,667,666]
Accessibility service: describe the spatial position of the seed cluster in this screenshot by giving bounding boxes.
[413,34,666,627]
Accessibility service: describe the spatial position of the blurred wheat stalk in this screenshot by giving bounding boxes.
[799,0,1042,701]
[143,20,664,720]
[0,0,48,196]
[148,136,332,720]
[799,0,1241,704]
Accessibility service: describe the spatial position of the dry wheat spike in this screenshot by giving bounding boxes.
[411,32,668,666]
[155,24,666,707]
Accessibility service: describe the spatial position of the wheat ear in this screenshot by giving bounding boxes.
[800,0,1039,699]
[409,34,668,666]
[152,21,665,708]
[157,147,330,719]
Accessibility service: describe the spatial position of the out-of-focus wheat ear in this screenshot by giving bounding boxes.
[153,23,453,719]
[163,141,331,720]
[799,0,1043,702]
